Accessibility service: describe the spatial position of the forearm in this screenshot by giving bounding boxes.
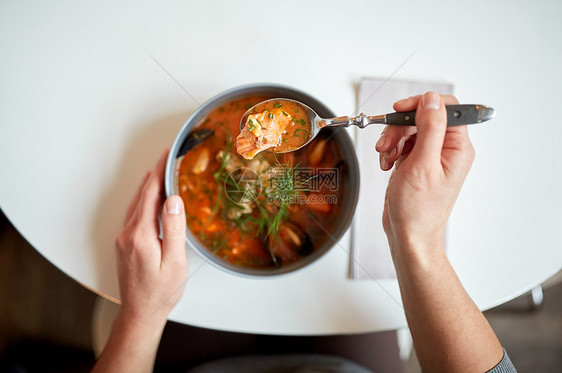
[392,238,504,373]
[93,311,167,373]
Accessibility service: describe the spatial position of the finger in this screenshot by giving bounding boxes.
[393,94,459,112]
[408,91,447,164]
[439,92,467,150]
[161,195,187,264]
[442,124,475,178]
[137,149,170,234]
[377,93,459,170]
[393,93,459,154]
[381,134,415,171]
[375,124,416,155]
[124,172,151,224]
[382,136,406,163]
[394,136,416,169]
[380,151,393,171]
[392,95,421,112]
[434,95,470,173]
[442,94,460,105]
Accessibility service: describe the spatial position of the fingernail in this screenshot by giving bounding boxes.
[375,133,387,151]
[394,97,411,106]
[422,92,441,111]
[166,196,182,215]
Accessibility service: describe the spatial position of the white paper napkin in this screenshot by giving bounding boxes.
[349,78,454,280]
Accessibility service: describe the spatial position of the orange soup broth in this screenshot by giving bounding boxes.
[177,96,344,269]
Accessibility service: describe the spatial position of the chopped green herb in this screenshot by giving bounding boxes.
[269,113,274,119]
[209,145,311,241]
[257,156,312,238]
[256,118,262,126]
[273,102,282,108]
[291,118,297,123]
[282,111,289,117]
[293,128,302,137]
[300,119,306,126]
[295,109,299,113]
[248,119,255,131]
[210,135,232,221]
[283,138,289,143]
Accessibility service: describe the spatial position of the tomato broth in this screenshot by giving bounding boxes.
[177,96,346,269]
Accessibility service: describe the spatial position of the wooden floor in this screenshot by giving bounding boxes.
[485,282,562,372]
[0,210,97,371]
[0,208,560,372]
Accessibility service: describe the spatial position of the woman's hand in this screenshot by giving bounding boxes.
[115,149,188,325]
[375,92,475,255]
[375,92,505,372]
[94,149,188,373]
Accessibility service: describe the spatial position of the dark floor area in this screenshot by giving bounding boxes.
[0,210,97,373]
[154,322,401,372]
[0,208,561,372]
[484,283,562,372]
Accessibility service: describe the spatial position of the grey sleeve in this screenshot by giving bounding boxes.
[486,349,516,373]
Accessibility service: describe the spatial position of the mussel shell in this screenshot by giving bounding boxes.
[267,221,313,267]
[176,128,214,158]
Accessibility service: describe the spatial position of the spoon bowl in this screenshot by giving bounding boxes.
[239,98,319,154]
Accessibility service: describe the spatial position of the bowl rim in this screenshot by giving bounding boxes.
[165,83,360,278]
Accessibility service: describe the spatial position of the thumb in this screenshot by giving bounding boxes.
[409,91,447,165]
[161,195,187,262]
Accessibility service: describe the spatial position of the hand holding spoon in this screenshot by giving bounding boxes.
[236,98,495,159]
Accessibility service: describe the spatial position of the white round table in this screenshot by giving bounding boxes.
[1,1,561,335]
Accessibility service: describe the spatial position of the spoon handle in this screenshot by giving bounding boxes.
[320,104,495,129]
[384,104,495,126]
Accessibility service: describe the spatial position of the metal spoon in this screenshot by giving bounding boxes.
[240,98,495,153]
